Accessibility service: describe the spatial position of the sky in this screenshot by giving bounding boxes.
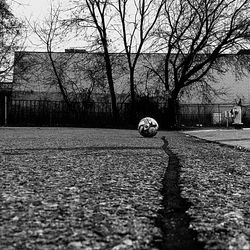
[9,0,161,53]
[11,0,54,19]
[9,0,80,51]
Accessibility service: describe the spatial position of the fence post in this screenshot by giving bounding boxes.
[4,95,8,126]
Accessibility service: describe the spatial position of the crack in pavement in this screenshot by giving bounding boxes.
[153,136,204,250]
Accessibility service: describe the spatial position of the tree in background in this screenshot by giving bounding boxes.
[112,0,165,118]
[20,0,250,127]
[69,0,118,121]
[0,0,23,81]
[30,4,74,109]
[149,0,250,126]
[69,0,166,121]
[28,4,111,113]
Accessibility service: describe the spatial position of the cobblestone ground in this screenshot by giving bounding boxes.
[0,128,167,250]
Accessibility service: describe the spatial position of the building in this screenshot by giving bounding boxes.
[12,50,250,105]
[0,49,250,127]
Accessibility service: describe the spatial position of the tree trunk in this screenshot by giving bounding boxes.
[129,69,136,124]
[167,96,179,128]
[103,52,118,122]
[47,51,73,111]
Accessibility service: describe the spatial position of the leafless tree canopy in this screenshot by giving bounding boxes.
[112,0,165,108]
[150,0,250,100]
[21,0,250,124]
[67,0,119,118]
[0,0,23,81]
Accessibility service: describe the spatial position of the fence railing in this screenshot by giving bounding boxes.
[6,100,114,127]
[1,99,250,127]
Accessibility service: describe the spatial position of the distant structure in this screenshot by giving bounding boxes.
[11,50,250,104]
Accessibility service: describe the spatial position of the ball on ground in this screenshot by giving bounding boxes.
[138,117,159,137]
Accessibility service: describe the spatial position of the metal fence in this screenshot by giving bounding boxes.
[6,100,115,127]
[1,99,250,128]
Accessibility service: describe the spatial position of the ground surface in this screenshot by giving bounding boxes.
[0,128,167,250]
[184,128,250,150]
[173,129,250,250]
[0,127,249,250]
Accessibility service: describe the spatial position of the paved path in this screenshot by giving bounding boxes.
[183,128,250,149]
[0,127,167,250]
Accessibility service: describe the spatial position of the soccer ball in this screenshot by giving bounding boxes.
[138,117,159,137]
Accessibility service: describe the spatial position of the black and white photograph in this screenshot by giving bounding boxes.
[0,0,249,249]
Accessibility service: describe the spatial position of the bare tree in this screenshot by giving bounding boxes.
[112,0,165,115]
[0,0,23,81]
[30,4,74,109]
[69,0,119,120]
[27,3,110,113]
[150,0,250,125]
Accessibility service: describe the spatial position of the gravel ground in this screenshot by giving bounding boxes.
[1,127,249,250]
[0,128,167,250]
[164,131,250,250]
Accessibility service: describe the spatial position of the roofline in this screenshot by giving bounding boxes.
[15,50,242,56]
[15,50,167,55]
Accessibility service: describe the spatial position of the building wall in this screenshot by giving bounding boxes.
[180,62,250,104]
[13,51,250,105]
[13,51,166,102]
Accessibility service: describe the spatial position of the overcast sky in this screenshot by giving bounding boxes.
[11,0,68,20]
[10,0,77,51]
[9,0,151,53]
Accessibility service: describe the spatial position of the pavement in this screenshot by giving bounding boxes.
[1,127,249,249]
[183,128,250,149]
[0,127,168,250]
